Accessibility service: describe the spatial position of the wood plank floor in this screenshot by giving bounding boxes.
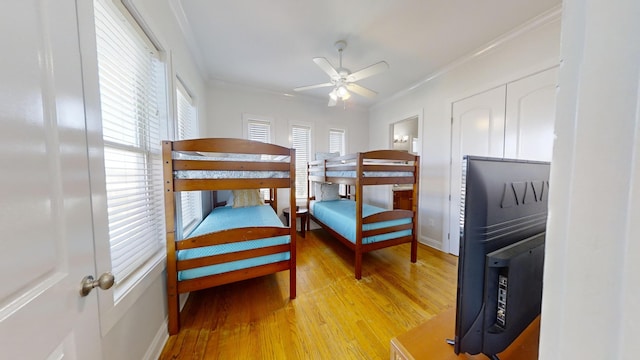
[159,229,459,360]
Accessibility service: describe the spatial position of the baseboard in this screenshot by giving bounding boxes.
[143,292,190,359]
[142,319,169,360]
[419,235,446,253]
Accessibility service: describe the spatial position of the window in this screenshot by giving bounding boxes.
[292,125,311,199]
[244,114,272,144]
[329,129,345,155]
[94,0,166,297]
[329,129,346,196]
[245,115,273,199]
[176,79,201,234]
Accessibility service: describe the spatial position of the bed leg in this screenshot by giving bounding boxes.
[290,262,297,299]
[355,251,362,280]
[411,238,418,263]
[167,290,180,335]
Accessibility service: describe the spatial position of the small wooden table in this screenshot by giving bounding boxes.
[390,307,540,360]
[283,207,308,237]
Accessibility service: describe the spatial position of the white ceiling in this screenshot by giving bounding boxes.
[175,0,561,107]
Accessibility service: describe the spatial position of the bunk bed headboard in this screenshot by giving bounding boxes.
[162,137,296,240]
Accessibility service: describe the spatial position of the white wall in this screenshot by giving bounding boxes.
[539,0,640,358]
[205,82,370,210]
[369,9,561,251]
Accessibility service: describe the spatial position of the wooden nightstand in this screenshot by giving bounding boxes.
[393,188,413,210]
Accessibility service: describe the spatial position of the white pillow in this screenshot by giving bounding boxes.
[314,182,340,201]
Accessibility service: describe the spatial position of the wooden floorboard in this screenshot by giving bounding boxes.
[159,229,459,360]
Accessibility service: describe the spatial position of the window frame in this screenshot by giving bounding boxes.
[243,113,274,144]
[290,122,313,200]
[329,128,346,155]
[175,77,202,236]
[84,0,170,335]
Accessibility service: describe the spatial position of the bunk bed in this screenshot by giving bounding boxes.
[162,138,296,335]
[306,150,420,279]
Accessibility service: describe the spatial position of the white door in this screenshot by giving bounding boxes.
[448,86,506,255]
[0,1,102,359]
[447,68,559,255]
[505,68,558,161]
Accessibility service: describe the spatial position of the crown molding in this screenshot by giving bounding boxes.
[372,4,562,110]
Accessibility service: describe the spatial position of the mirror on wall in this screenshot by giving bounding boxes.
[391,116,419,154]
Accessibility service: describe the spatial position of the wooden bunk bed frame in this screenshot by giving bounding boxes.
[163,138,296,335]
[306,150,420,279]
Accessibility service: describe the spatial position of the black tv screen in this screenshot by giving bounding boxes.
[454,156,550,358]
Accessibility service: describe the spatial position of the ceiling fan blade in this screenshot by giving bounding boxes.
[313,57,340,79]
[346,83,378,98]
[347,61,389,82]
[293,82,334,92]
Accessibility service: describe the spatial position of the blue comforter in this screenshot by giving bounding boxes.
[178,205,290,280]
[311,199,412,244]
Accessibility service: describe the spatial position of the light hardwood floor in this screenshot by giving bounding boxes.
[159,228,459,359]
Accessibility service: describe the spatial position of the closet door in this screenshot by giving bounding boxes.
[449,86,506,255]
[0,1,102,358]
[505,68,558,161]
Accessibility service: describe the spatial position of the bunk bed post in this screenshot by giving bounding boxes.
[355,152,364,279]
[306,162,311,231]
[411,155,420,263]
[162,141,180,335]
[270,188,277,212]
[289,148,297,299]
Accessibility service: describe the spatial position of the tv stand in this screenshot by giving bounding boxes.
[389,308,539,360]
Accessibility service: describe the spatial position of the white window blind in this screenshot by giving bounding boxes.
[247,118,272,199]
[248,119,271,143]
[329,129,345,155]
[94,0,165,289]
[176,79,201,234]
[292,125,311,198]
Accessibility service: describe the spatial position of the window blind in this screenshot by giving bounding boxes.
[292,125,311,198]
[247,119,271,143]
[329,129,345,155]
[247,118,272,199]
[176,80,201,234]
[94,0,165,287]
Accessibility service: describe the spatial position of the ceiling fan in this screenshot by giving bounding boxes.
[294,40,389,107]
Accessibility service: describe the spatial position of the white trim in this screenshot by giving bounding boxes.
[242,113,275,142]
[166,0,208,77]
[419,235,445,252]
[372,5,562,110]
[143,318,170,360]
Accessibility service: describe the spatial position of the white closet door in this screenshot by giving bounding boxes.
[505,68,558,161]
[449,86,506,255]
[0,1,102,358]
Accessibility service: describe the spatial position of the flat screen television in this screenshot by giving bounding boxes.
[453,156,550,359]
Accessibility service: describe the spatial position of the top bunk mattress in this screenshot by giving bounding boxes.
[310,199,412,245]
[178,204,290,280]
[173,152,290,179]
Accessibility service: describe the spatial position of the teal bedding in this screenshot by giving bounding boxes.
[311,199,412,244]
[178,205,290,281]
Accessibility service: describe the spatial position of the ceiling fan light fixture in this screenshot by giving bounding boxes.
[329,89,338,101]
[336,85,349,98]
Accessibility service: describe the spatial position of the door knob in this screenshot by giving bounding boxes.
[80,272,115,296]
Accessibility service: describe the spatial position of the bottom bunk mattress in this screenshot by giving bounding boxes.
[178,204,290,281]
[310,199,412,244]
